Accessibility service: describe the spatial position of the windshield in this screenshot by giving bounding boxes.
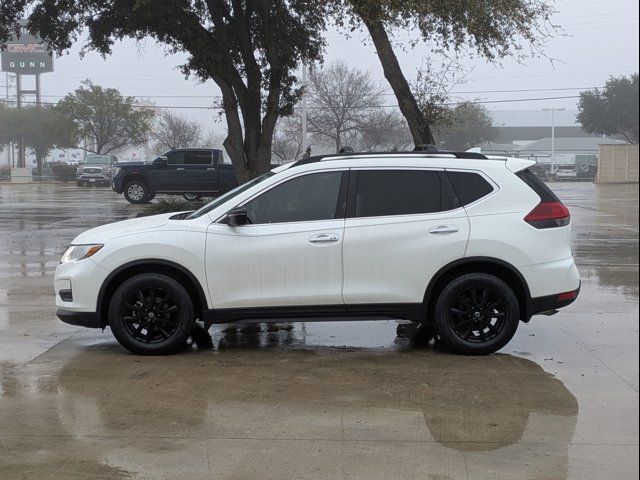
[84,156,112,164]
[186,171,276,219]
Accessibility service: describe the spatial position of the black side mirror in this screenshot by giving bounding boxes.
[226,206,249,226]
[155,156,168,167]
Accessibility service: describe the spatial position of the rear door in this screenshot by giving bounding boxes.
[342,168,470,305]
[182,150,219,191]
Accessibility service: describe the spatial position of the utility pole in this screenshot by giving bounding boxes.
[542,107,565,176]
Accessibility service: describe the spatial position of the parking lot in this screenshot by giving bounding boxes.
[0,182,638,479]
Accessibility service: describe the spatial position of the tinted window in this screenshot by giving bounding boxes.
[516,169,560,202]
[185,151,213,165]
[166,151,185,165]
[244,171,344,224]
[354,170,455,217]
[446,171,495,206]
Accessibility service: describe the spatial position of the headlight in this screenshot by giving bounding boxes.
[60,244,104,264]
[76,166,84,174]
[112,167,120,176]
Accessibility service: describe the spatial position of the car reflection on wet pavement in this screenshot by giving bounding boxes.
[0,182,638,479]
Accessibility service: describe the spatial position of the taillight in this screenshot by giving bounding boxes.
[525,201,570,229]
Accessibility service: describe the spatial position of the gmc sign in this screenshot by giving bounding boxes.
[1,31,53,74]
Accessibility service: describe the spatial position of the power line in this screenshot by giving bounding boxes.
[0,93,591,110]
[32,85,606,100]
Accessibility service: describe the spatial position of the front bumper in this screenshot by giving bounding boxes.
[77,174,111,183]
[57,309,103,328]
[111,176,124,193]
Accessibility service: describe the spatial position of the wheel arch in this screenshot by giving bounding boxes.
[97,259,208,327]
[424,257,532,322]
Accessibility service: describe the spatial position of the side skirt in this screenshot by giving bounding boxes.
[203,303,426,325]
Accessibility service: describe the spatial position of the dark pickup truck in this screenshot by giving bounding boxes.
[111,149,237,204]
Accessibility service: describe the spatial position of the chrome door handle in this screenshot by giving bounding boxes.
[429,225,459,234]
[206,168,217,171]
[309,233,339,244]
[176,168,186,171]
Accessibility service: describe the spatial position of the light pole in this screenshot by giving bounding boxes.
[542,107,565,176]
[301,62,308,154]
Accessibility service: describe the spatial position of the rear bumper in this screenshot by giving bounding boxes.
[57,309,103,328]
[527,283,580,319]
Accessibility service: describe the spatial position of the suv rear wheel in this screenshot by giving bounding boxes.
[124,180,150,204]
[108,273,195,355]
[434,273,520,355]
[183,193,201,202]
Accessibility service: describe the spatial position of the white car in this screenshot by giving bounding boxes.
[555,167,578,180]
[54,151,580,355]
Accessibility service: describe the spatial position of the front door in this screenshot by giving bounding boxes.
[342,168,470,305]
[205,170,348,309]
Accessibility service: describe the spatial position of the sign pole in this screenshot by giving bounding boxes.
[16,73,25,168]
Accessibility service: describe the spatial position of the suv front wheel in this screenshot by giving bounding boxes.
[108,273,195,355]
[124,180,150,204]
[434,273,520,355]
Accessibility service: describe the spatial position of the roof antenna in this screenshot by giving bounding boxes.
[339,146,354,153]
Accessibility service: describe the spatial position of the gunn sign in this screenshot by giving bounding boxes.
[1,28,53,74]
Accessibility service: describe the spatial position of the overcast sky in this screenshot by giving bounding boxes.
[4,0,639,135]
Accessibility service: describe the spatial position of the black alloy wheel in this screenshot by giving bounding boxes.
[109,273,195,355]
[434,273,520,355]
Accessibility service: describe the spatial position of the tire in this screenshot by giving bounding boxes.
[433,273,520,355]
[76,180,85,187]
[183,193,201,202]
[108,273,195,355]
[124,180,150,204]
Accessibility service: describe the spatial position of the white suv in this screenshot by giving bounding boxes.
[54,151,580,355]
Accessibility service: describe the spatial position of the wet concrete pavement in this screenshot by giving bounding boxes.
[0,182,638,479]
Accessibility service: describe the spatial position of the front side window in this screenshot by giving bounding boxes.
[354,170,456,217]
[166,151,185,165]
[244,171,344,224]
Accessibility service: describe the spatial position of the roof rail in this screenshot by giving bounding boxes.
[292,149,488,167]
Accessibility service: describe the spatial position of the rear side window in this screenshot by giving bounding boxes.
[446,171,495,206]
[516,169,560,202]
[353,170,456,217]
[185,151,213,165]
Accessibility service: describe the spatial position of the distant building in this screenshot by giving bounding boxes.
[481,110,625,167]
[490,110,590,144]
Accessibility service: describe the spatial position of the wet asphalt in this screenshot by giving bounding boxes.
[0,181,638,479]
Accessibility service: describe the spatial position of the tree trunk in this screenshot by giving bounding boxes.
[35,150,43,176]
[360,17,435,148]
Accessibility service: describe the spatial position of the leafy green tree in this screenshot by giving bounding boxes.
[332,0,556,148]
[1,2,327,182]
[57,81,153,154]
[577,74,638,143]
[434,102,496,151]
[0,105,76,174]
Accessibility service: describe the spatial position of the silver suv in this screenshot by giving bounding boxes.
[76,154,118,187]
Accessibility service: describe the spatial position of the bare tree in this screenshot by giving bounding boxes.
[308,61,385,153]
[354,110,413,152]
[152,110,203,152]
[272,114,304,163]
[411,58,472,132]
